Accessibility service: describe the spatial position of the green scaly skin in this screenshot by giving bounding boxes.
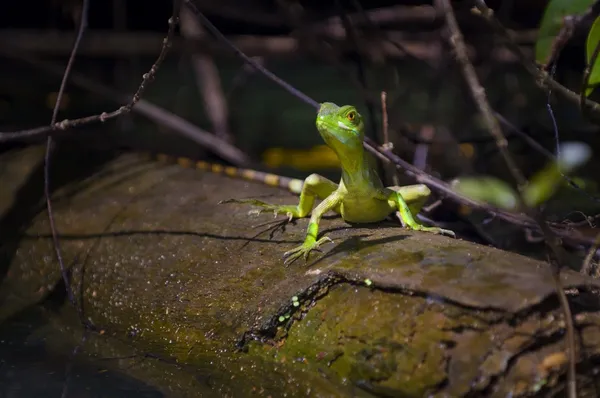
[225,102,455,264]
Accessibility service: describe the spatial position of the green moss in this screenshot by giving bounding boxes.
[248,284,465,396]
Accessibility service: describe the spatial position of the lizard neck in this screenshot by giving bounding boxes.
[336,144,369,183]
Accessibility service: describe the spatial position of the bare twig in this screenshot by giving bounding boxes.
[329,4,566,167]
[472,1,600,121]
[184,0,320,110]
[365,135,594,245]
[0,2,181,144]
[439,0,527,190]
[545,1,597,68]
[0,2,248,166]
[452,2,579,395]
[381,92,390,146]
[379,91,398,186]
[324,3,564,174]
[0,47,249,165]
[582,232,600,276]
[544,16,577,69]
[180,1,596,252]
[45,0,89,324]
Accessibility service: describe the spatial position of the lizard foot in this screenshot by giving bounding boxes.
[283,236,334,265]
[411,225,456,238]
[220,199,297,221]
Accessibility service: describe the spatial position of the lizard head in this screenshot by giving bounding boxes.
[316,102,364,153]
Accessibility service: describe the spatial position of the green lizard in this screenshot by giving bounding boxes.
[178,5,455,262]
[221,102,455,264]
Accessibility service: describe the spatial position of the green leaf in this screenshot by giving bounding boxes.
[586,15,600,96]
[523,142,592,207]
[535,0,594,66]
[453,177,519,210]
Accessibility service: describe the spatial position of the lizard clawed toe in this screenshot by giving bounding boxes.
[412,225,456,238]
[440,229,456,238]
[282,236,334,265]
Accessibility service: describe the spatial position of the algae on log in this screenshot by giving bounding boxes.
[1,147,600,397]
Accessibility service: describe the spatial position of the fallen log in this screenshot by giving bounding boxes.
[1,146,599,397]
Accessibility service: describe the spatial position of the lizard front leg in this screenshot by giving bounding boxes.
[387,184,431,217]
[381,187,455,237]
[221,173,338,221]
[283,190,342,265]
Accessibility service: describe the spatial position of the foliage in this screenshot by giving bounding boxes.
[534,0,595,65]
[586,14,600,96]
[453,142,592,210]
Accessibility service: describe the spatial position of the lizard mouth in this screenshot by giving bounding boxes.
[315,119,341,144]
[316,117,357,145]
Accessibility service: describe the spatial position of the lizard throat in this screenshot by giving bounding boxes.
[316,119,365,173]
[331,143,366,174]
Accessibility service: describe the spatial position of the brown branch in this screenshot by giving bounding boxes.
[543,1,596,69]
[45,0,89,324]
[3,4,183,138]
[544,16,577,69]
[186,0,594,253]
[439,0,527,190]
[0,1,248,166]
[467,2,581,396]
[472,1,600,122]
[0,47,249,165]
[582,232,600,277]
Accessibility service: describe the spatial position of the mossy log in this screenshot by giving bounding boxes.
[1,146,600,397]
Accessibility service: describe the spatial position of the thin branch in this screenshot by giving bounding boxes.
[545,2,597,68]
[331,3,564,170]
[545,17,576,68]
[183,0,320,110]
[1,1,181,141]
[183,0,596,248]
[367,133,594,242]
[0,47,249,165]
[335,4,564,167]
[381,92,390,146]
[582,232,600,276]
[0,1,249,166]
[380,90,398,186]
[45,0,90,323]
[472,0,600,121]
[458,0,577,398]
[439,0,527,190]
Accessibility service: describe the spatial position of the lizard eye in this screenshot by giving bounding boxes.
[346,111,357,122]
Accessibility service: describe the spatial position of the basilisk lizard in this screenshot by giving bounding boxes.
[159,102,455,264]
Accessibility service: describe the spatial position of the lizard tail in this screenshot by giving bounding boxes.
[150,153,304,195]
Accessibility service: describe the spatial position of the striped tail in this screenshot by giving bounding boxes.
[151,153,304,194]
